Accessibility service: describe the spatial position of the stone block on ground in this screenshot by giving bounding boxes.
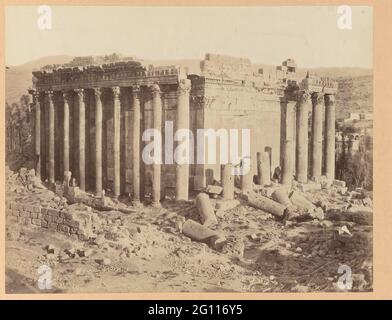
[182,219,226,251]
[244,192,286,218]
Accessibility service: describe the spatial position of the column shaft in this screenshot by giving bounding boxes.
[221,164,234,199]
[63,92,70,175]
[281,101,295,185]
[132,86,141,204]
[94,88,103,195]
[76,89,86,191]
[152,84,162,207]
[113,87,121,198]
[325,94,336,181]
[47,91,55,185]
[240,158,252,193]
[33,92,41,178]
[176,79,191,201]
[296,91,310,183]
[311,92,324,182]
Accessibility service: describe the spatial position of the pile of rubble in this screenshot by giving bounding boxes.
[5,164,373,292]
[6,166,44,194]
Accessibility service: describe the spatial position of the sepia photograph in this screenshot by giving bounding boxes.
[4,5,373,294]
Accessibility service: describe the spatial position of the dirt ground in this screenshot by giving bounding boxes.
[5,167,373,294]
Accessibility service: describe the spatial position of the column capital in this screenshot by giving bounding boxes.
[132,84,141,94]
[112,86,121,99]
[93,87,102,98]
[297,90,311,104]
[177,79,191,94]
[61,90,72,101]
[46,90,54,102]
[29,89,40,102]
[150,83,161,97]
[311,92,324,105]
[74,88,85,99]
[324,93,335,105]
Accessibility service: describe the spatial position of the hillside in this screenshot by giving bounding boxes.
[5,55,373,119]
[334,75,373,119]
[5,55,72,104]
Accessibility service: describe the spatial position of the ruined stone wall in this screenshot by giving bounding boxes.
[6,201,93,241]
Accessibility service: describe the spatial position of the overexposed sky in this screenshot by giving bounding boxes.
[5,6,373,68]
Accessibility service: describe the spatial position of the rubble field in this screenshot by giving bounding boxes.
[5,166,372,293]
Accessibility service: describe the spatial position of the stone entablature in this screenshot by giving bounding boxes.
[33,61,187,92]
[300,72,338,94]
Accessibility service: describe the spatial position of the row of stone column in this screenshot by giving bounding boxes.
[281,91,336,185]
[30,79,192,206]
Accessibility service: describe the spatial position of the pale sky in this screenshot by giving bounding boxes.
[5,6,373,68]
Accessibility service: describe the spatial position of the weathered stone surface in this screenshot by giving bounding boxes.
[271,188,292,207]
[182,219,226,250]
[244,192,286,218]
[196,193,218,226]
[289,191,316,213]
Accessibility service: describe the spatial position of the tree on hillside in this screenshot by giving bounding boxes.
[5,94,33,157]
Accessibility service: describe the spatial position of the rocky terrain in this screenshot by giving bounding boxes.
[5,166,373,293]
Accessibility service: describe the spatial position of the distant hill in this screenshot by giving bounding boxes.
[5,55,373,119]
[6,55,72,104]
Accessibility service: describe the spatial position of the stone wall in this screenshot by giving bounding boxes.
[5,201,93,241]
[200,80,284,185]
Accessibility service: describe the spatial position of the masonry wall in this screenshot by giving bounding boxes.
[200,81,283,185]
[5,201,93,241]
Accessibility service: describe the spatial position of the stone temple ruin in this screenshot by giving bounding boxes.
[28,53,338,206]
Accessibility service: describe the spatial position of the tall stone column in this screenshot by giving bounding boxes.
[47,91,55,185]
[112,86,121,198]
[296,90,310,183]
[75,89,86,191]
[30,90,41,178]
[62,91,70,175]
[240,158,252,193]
[281,101,295,186]
[221,164,234,199]
[324,94,336,181]
[311,92,324,182]
[94,88,103,196]
[151,83,162,207]
[176,79,191,201]
[132,85,142,205]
